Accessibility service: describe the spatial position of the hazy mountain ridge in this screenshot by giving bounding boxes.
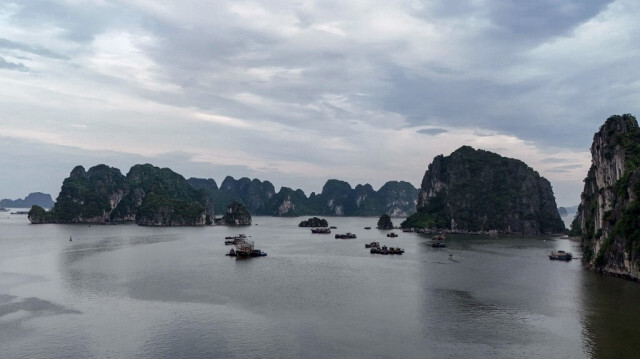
[1,192,54,208]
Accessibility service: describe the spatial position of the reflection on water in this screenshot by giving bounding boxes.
[580,274,640,359]
[1,216,639,358]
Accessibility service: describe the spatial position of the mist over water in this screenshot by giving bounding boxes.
[1,213,639,358]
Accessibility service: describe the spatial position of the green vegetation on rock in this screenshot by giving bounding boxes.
[402,146,565,234]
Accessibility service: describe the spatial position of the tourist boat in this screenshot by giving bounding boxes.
[311,228,331,234]
[387,232,398,238]
[365,241,380,248]
[335,232,357,239]
[370,245,404,255]
[549,250,572,261]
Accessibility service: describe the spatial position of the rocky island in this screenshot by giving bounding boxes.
[29,164,213,226]
[402,146,565,234]
[571,114,640,280]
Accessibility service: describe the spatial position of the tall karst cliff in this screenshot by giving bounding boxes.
[572,114,640,280]
[402,146,565,234]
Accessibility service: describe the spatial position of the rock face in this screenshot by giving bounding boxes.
[377,214,394,230]
[221,201,252,225]
[190,176,419,217]
[402,146,565,234]
[30,164,213,226]
[571,114,640,280]
[298,217,328,227]
[1,192,54,208]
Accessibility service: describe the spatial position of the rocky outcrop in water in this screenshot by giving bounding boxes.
[402,146,565,234]
[221,201,252,225]
[29,164,213,226]
[377,214,394,229]
[571,114,640,280]
[298,217,328,227]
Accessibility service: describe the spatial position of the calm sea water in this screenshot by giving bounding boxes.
[1,211,640,358]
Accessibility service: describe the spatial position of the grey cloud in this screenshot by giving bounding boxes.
[0,38,68,60]
[417,128,448,136]
[0,57,29,72]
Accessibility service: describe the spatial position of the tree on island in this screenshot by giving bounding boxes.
[377,214,394,229]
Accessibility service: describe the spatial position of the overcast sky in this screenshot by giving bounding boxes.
[1,0,638,207]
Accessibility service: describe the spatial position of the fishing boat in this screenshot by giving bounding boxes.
[335,232,357,239]
[311,228,331,234]
[549,250,572,261]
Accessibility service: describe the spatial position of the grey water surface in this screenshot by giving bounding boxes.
[1,213,639,358]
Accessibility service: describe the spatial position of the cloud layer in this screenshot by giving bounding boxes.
[1,0,638,206]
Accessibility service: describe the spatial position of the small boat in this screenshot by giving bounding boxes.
[387,232,398,238]
[549,250,572,261]
[335,232,357,239]
[311,228,331,234]
[365,241,380,248]
[0,207,9,212]
[364,227,371,230]
[226,249,237,257]
[431,242,446,248]
[402,228,413,233]
[330,226,337,229]
[432,234,445,240]
[250,249,268,257]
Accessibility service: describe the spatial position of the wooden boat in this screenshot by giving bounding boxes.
[311,228,331,234]
[335,232,357,239]
[549,250,572,261]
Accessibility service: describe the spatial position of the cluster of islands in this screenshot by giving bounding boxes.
[6,114,639,282]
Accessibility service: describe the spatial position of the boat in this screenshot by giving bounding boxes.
[402,228,413,233]
[364,227,371,230]
[432,234,445,240]
[365,241,380,248]
[549,250,572,261]
[250,249,268,257]
[431,242,446,248]
[330,226,337,229]
[387,232,398,238]
[370,245,404,255]
[0,207,9,212]
[335,232,357,239]
[226,248,237,256]
[311,228,331,234]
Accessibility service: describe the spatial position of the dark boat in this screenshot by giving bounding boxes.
[387,232,398,238]
[365,241,380,248]
[226,248,237,257]
[311,228,331,234]
[549,250,572,261]
[364,227,371,230]
[250,249,268,257]
[335,232,357,239]
[431,242,446,248]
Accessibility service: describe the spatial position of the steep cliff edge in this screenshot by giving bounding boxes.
[571,114,640,280]
[402,146,565,234]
